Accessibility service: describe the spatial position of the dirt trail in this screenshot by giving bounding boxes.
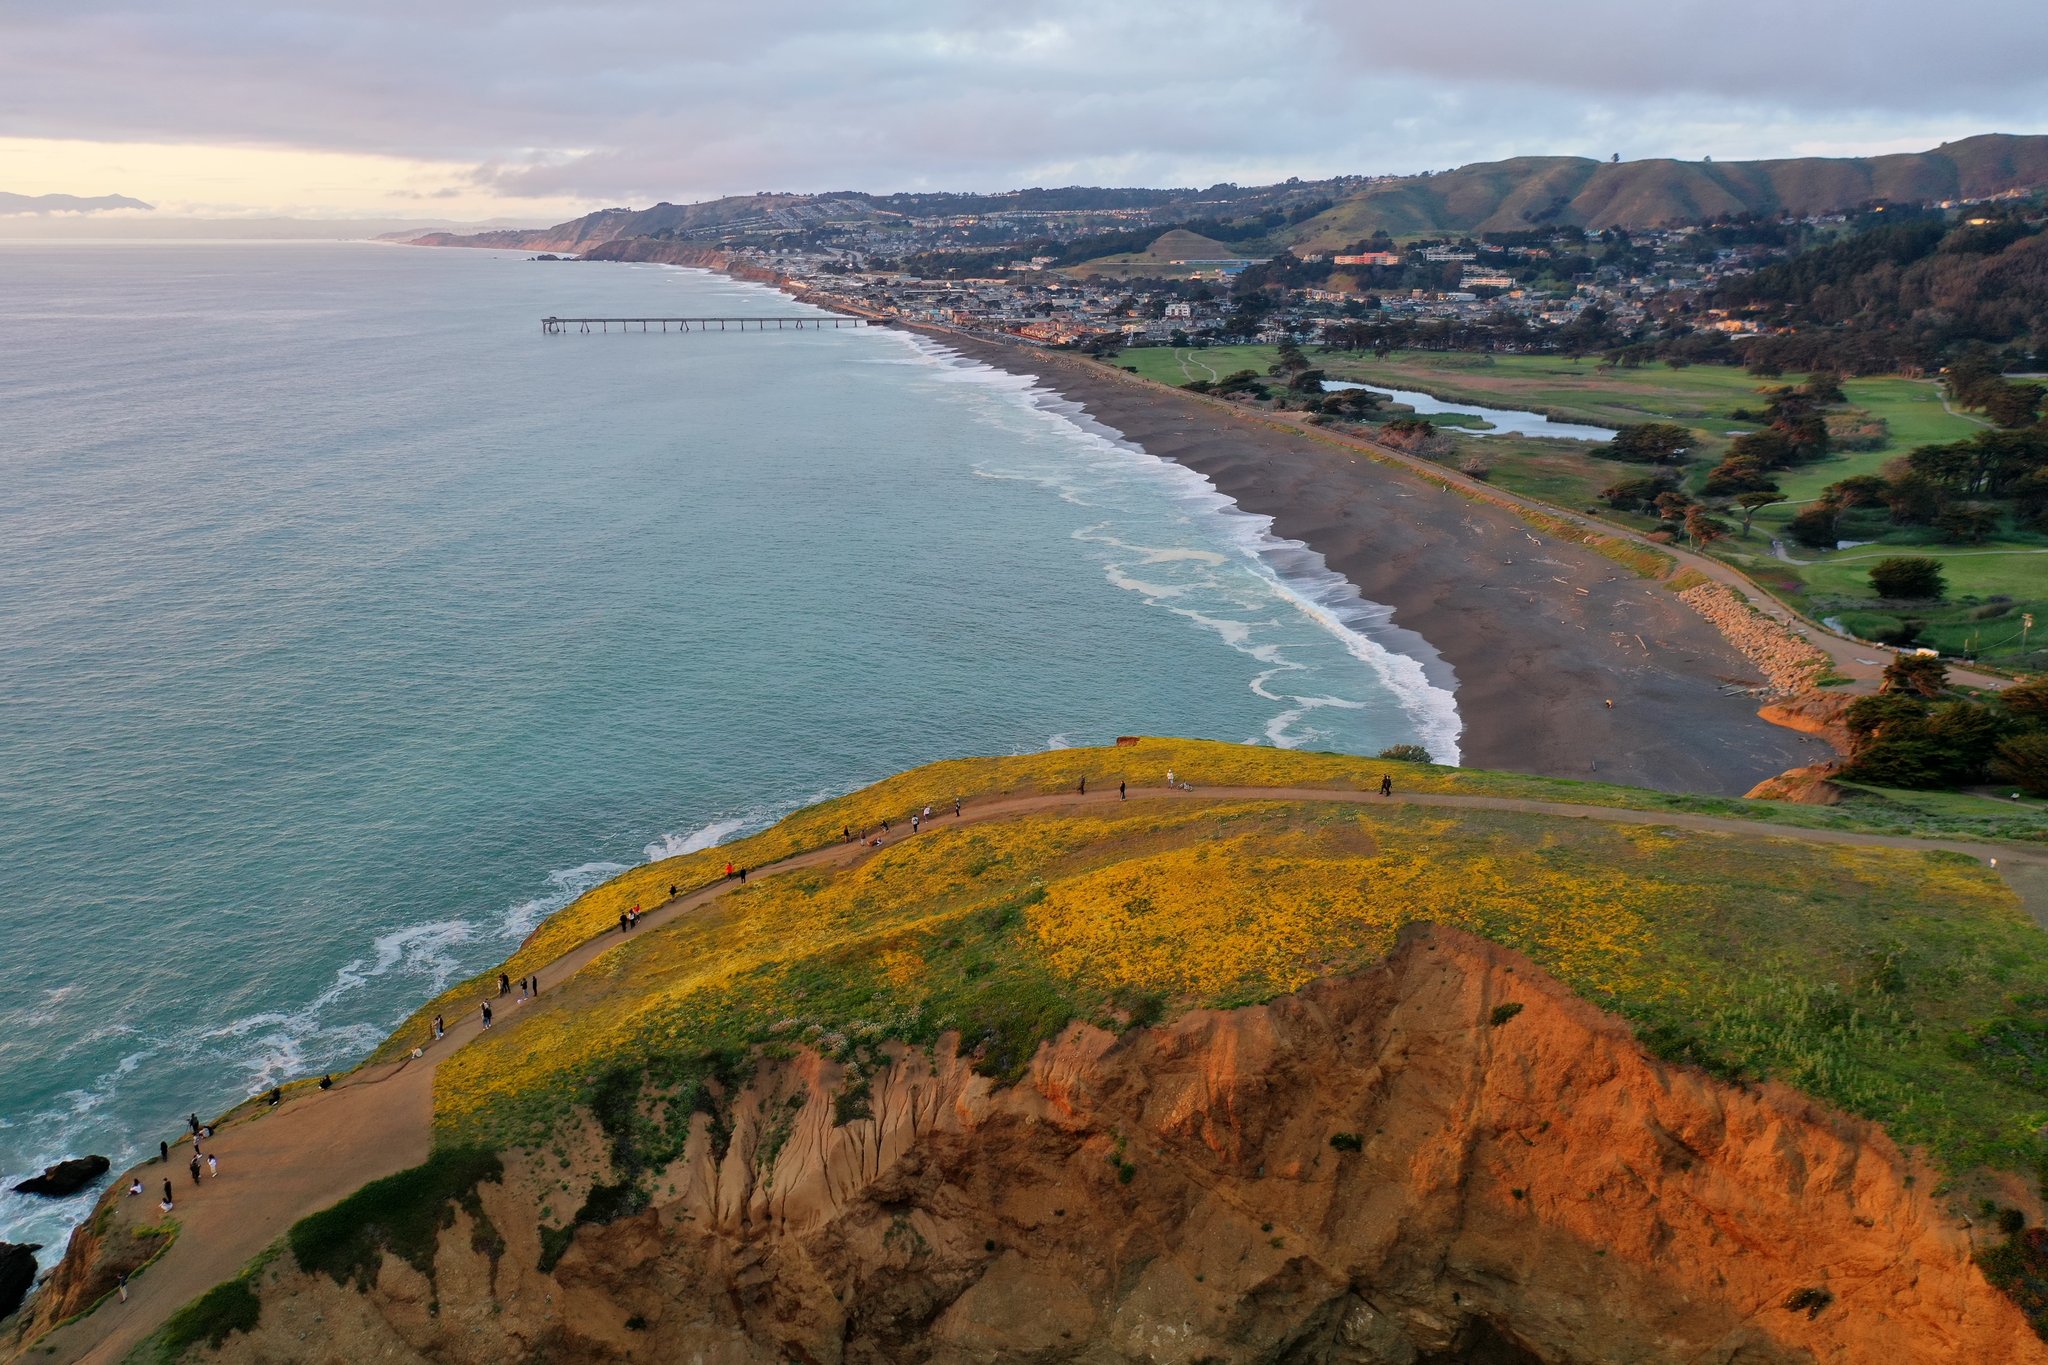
[20,785,2045,1363]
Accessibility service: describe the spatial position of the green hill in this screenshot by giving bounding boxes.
[1289,134,2048,247]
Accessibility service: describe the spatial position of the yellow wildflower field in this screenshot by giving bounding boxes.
[374,737,2025,1066]
[425,795,2045,1178]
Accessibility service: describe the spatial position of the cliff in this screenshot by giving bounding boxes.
[178,926,2041,1363]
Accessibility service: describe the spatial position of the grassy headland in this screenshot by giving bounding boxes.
[380,742,2048,1194]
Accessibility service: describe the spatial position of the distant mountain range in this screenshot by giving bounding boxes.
[0,192,151,215]
[415,134,2048,258]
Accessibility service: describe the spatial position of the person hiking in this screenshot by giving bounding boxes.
[912,814,920,834]
[844,825,853,844]
[738,867,748,884]
[433,1014,445,1041]
[923,805,933,821]
[954,796,961,817]
[498,972,510,996]
[619,910,629,933]
[724,861,735,880]
[481,1001,494,1029]
[188,1112,201,1136]
[1078,776,1086,795]
[1379,774,1393,797]
[528,976,539,998]
[159,1140,169,1164]
[189,1154,202,1186]
[118,1271,130,1303]
[207,1153,219,1177]
[1119,780,1127,800]
[160,1180,174,1212]
[1166,769,1175,788]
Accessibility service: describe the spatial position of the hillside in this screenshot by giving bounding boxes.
[1288,134,2048,247]
[18,739,2048,1363]
[1711,209,2048,370]
[411,135,2048,260]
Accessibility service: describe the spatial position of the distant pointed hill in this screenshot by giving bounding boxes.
[0,192,151,215]
[1287,134,2048,245]
[411,134,2048,257]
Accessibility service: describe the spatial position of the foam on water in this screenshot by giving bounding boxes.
[879,331,1462,762]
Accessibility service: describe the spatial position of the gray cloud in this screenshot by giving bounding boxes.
[6,0,2045,206]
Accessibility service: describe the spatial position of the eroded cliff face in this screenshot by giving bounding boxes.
[203,926,2039,1364]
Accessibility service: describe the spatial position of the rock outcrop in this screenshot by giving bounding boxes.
[193,925,2042,1364]
[1745,762,1846,805]
[6,1188,172,1343]
[0,1245,37,1324]
[1760,688,1859,756]
[9,1157,108,1199]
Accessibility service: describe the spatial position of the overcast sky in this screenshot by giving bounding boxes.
[6,0,2047,222]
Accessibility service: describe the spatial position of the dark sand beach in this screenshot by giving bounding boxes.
[925,331,1829,795]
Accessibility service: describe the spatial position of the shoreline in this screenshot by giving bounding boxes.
[437,237,1828,790]
[878,326,1466,761]
[905,329,1831,795]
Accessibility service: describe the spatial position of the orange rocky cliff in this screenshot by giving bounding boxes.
[177,926,2038,1364]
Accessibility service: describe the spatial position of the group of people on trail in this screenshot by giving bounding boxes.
[843,797,965,851]
[143,1112,227,1215]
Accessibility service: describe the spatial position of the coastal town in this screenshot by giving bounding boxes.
[606,210,1880,355]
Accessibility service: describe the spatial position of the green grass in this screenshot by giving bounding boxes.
[286,1146,503,1290]
[150,1277,261,1360]
[1119,346,2041,662]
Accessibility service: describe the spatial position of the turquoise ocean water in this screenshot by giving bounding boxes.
[0,243,1457,1249]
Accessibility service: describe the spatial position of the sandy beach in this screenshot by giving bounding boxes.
[921,330,1829,795]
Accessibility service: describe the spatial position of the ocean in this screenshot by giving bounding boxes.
[0,242,1457,1250]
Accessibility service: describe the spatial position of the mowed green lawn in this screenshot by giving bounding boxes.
[1111,345,2041,662]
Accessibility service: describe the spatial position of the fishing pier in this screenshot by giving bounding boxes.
[541,315,874,334]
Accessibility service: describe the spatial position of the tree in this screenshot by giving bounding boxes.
[1683,506,1728,548]
[1822,474,1889,537]
[1378,744,1432,763]
[2002,677,2048,720]
[1978,379,2044,429]
[1288,368,1326,394]
[1733,491,1783,536]
[1935,502,2001,543]
[1605,422,1694,464]
[1868,557,1946,601]
[1882,653,1949,698]
[1802,370,1846,404]
[1653,490,1693,522]
[1600,475,1676,512]
[1881,469,1945,525]
[1786,503,1840,549]
[1993,733,2048,796]
[1703,457,1780,497]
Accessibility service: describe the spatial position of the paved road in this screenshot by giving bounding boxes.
[21,785,2043,1363]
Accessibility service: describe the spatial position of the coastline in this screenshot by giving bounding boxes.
[905,330,1831,795]
[423,236,1828,792]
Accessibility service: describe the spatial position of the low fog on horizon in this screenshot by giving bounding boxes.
[5,0,2048,227]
